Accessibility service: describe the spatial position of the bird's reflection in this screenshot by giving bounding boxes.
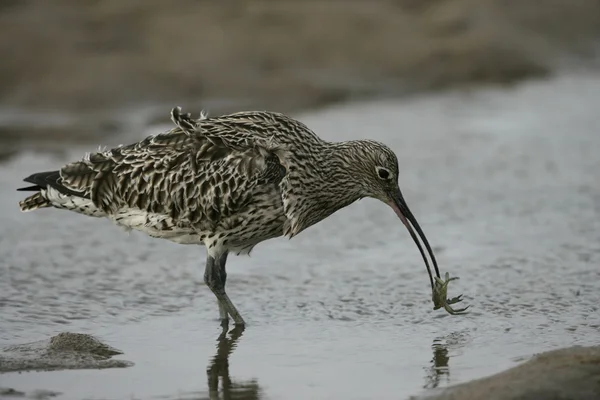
[423,338,450,390]
[206,324,261,400]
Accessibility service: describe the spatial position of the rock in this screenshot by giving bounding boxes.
[0,387,61,399]
[414,346,600,400]
[0,332,133,373]
[0,387,25,397]
[48,332,122,357]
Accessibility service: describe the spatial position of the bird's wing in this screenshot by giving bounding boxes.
[59,108,286,231]
[182,108,325,239]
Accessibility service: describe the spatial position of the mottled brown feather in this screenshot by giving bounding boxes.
[58,108,300,235]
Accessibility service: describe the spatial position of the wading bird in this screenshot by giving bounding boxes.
[18,107,466,326]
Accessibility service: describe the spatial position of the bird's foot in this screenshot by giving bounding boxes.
[432,272,470,315]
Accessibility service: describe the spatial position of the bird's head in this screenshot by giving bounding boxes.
[347,140,442,286]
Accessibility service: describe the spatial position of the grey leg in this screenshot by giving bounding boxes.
[204,254,246,326]
[217,253,228,323]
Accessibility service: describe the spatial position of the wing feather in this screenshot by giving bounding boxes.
[59,107,288,232]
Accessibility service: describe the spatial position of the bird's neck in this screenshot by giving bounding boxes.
[323,140,368,199]
[292,141,366,231]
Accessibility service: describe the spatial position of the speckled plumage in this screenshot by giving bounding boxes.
[18,106,442,326]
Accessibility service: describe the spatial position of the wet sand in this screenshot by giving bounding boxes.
[418,346,600,400]
[1,73,599,399]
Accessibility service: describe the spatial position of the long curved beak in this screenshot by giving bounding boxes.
[387,188,441,290]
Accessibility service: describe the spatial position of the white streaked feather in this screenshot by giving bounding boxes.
[44,187,104,217]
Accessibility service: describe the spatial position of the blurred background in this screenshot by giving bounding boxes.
[2,0,600,157]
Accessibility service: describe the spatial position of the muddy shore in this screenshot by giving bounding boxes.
[416,346,600,400]
[2,0,600,154]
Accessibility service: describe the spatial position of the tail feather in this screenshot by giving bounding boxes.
[19,192,51,211]
[17,185,43,192]
[18,170,88,195]
[22,170,60,186]
[18,169,89,212]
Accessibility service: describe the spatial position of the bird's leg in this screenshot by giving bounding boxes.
[204,254,246,326]
[217,253,229,324]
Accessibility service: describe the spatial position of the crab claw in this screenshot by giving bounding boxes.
[432,272,470,315]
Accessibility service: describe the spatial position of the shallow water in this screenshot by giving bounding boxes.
[1,73,600,399]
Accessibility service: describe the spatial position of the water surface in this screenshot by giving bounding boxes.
[1,73,599,399]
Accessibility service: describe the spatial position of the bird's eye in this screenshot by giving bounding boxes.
[377,167,390,180]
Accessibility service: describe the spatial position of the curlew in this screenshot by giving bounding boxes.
[18,107,467,326]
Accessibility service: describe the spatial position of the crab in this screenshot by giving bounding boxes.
[432,272,470,315]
